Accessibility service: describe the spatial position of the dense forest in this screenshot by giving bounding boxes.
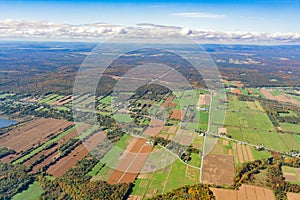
[0,162,33,199]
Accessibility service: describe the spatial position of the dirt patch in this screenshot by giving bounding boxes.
[202,154,235,185]
[211,184,275,200]
[170,110,186,120]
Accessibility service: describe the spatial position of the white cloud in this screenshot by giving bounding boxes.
[181,28,192,35]
[172,12,225,19]
[0,20,300,44]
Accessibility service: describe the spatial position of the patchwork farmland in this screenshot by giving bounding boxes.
[0,118,73,162]
[211,185,276,200]
[1,85,300,200]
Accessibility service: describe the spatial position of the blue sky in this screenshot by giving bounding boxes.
[0,0,299,33]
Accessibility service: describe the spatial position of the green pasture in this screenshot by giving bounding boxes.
[12,182,43,200]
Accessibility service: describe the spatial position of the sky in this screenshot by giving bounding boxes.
[0,0,300,43]
[0,0,299,32]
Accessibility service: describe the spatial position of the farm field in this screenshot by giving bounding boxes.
[232,142,255,165]
[197,94,210,107]
[12,181,43,200]
[191,134,204,150]
[47,130,105,177]
[260,88,299,105]
[29,124,90,173]
[173,129,194,146]
[107,137,152,184]
[210,184,275,200]
[51,95,75,106]
[280,123,300,134]
[251,148,272,160]
[161,96,173,108]
[38,94,59,104]
[113,113,132,123]
[143,119,165,137]
[287,193,300,200]
[229,127,299,152]
[225,95,300,152]
[13,124,79,164]
[130,159,200,199]
[282,166,300,184]
[170,109,185,120]
[99,95,112,104]
[46,143,89,177]
[209,138,232,155]
[202,153,235,185]
[0,118,73,161]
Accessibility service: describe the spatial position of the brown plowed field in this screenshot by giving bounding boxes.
[143,119,165,137]
[31,151,59,173]
[287,193,300,200]
[83,131,106,152]
[211,185,275,200]
[0,154,17,163]
[23,145,57,167]
[47,144,89,177]
[202,154,235,185]
[52,95,77,106]
[0,118,73,153]
[24,124,90,170]
[170,110,186,120]
[161,96,173,108]
[107,138,152,184]
[46,130,105,177]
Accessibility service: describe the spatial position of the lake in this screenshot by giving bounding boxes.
[0,117,17,128]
